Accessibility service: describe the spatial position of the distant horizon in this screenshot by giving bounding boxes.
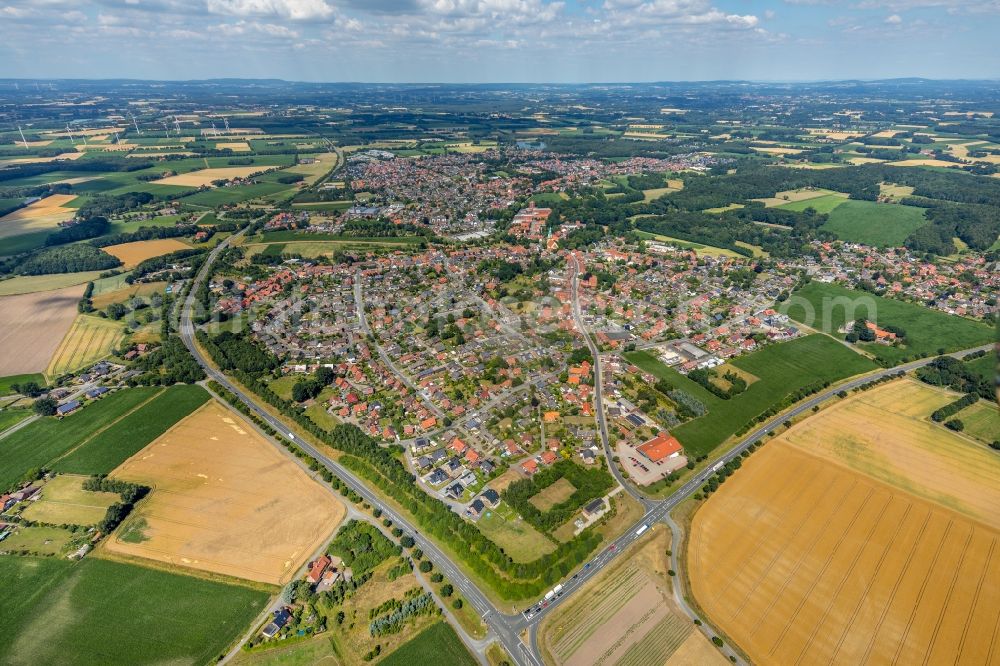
[1,0,998,82]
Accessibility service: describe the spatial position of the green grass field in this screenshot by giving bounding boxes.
[819,200,928,247]
[965,353,997,385]
[0,557,269,666]
[476,502,556,562]
[0,387,161,491]
[380,622,476,666]
[0,407,32,432]
[784,282,995,364]
[776,193,848,214]
[0,373,46,395]
[955,400,1000,444]
[53,385,209,475]
[626,334,878,455]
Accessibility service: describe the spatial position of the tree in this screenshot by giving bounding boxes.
[400,535,415,548]
[33,397,57,416]
[418,560,433,573]
[452,599,463,610]
[440,583,453,597]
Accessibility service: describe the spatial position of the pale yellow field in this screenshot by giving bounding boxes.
[0,152,84,167]
[106,400,346,584]
[90,281,167,309]
[103,238,191,268]
[753,146,804,155]
[0,271,102,296]
[782,379,1000,529]
[47,314,125,376]
[806,129,864,140]
[879,183,916,199]
[0,194,77,240]
[689,379,1000,666]
[0,284,84,375]
[152,166,270,186]
[888,159,963,168]
[216,141,251,152]
[282,152,340,185]
[848,157,887,165]
[20,474,119,526]
[540,527,725,666]
[755,187,841,207]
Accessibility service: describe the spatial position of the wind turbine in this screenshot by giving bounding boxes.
[129,111,142,135]
[66,124,77,145]
[173,116,181,135]
[17,125,29,149]
[211,121,219,137]
[223,116,230,133]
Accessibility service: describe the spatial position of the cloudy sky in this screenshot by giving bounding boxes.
[0,0,997,82]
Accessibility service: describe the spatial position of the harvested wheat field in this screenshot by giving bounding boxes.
[0,193,77,240]
[216,141,252,152]
[47,314,125,377]
[0,284,84,375]
[106,400,346,584]
[689,436,1000,665]
[152,166,268,187]
[540,527,725,666]
[783,379,1000,529]
[103,238,191,268]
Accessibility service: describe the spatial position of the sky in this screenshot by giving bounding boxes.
[0,0,998,82]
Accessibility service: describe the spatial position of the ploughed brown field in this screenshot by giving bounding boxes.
[106,400,346,584]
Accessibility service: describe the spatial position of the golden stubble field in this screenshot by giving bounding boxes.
[102,238,191,268]
[47,314,125,376]
[689,380,1000,666]
[0,284,85,375]
[106,400,346,584]
[540,527,726,666]
[0,193,78,239]
[152,166,269,187]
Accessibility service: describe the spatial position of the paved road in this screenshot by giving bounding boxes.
[181,230,994,666]
[568,253,652,507]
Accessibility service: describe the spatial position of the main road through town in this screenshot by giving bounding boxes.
[180,229,993,666]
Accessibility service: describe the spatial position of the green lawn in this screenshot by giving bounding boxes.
[0,557,269,666]
[0,408,32,432]
[53,385,209,475]
[785,282,995,365]
[819,200,928,247]
[955,400,1000,445]
[380,622,476,666]
[0,387,161,491]
[626,334,878,456]
[182,182,293,207]
[0,373,46,395]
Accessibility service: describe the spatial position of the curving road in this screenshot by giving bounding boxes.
[180,230,994,666]
[568,252,653,506]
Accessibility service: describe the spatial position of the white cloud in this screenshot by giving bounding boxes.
[885,13,902,22]
[206,0,333,20]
